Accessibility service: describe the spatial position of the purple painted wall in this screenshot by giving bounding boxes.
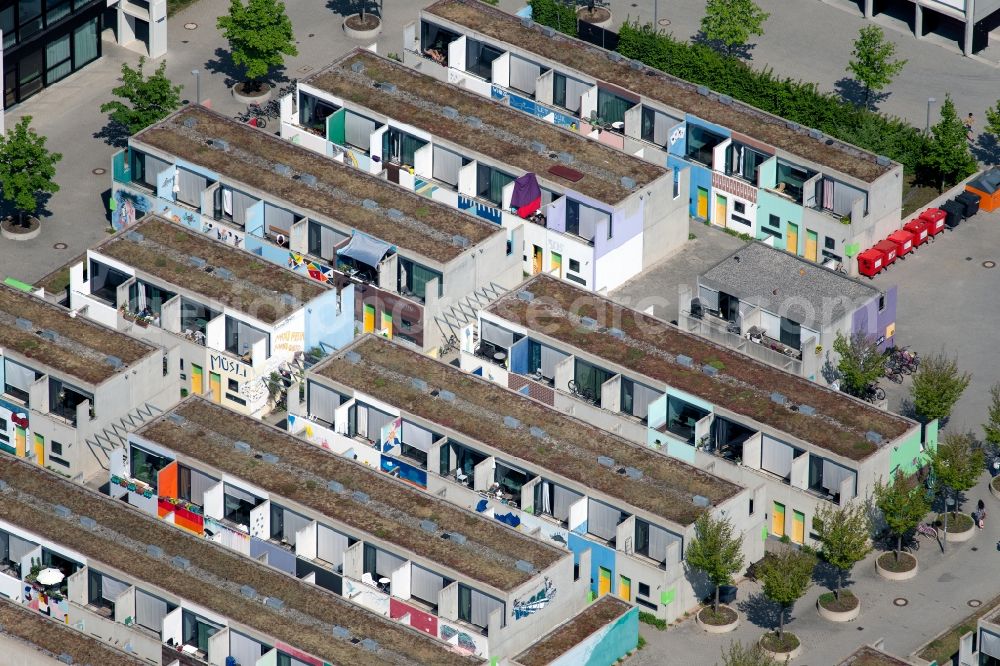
[851,285,897,350]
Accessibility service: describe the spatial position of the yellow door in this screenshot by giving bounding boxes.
[209,372,222,403]
[792,510,805,545]
[33,434,44,466]
[805,230,818,262]
[363,304,375,334]
[532,245,543,275]
[714,194,727,228]
[786,223,798,255]
[191,364,203,395]
[381,311,393,340]
[772,502,785,537]
[598,567,612,597]
[697,187,708,219]
[551,252,562,279]
[619,575,631,602]
[14,426,26,457]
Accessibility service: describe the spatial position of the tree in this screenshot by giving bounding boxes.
[982,383,1000,451]
[929,432,984,550]
[758,547,815,639]
[910,350,971,423]
[686,514,744,612]
[918,95,978,192]
[846,25,906,108]
[217,0,298,91]
[833,331,886,398]
[700,0,769,57]
[985,100,1000,139]
[874,470,930,562]
[100,57,182,136]
[718,640,778,666]
[0,116,62,226]
[814,503,871,600]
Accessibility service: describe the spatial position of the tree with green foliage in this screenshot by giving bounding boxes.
[0,116,62,227]
[983,383,1000,450]
[833,331,886,398]
[700,0,770,58]
[718,640,778,666]
[815,503,871,600]
[910,350,971,423]
[686,514,744,612]
[846,25,906,108]
[100,57,182,136]
[528,0,578,37]
[919,95,978,191]
[929,432,984,550]
[758,548,815,639]
[217,0,298,91]
[874,470,931,562]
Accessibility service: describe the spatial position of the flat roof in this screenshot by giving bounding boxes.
[0,598,145,666]
[486,275,911,460]
[514,596,631,666]
[95,215,327,324]
[309,50,666,205]
[0,284,156,385]
[135,105,500,264]
[0,459,476,666]
[836,645,910,666]
[425,0,892,182]
[138,397,563,591]
[700,242,880,324]
[315,336,741,526]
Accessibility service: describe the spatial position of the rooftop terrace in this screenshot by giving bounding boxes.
[0,458,475,666]
[0,598,145,666]
[309,50,666,204]
[487,275,911,460]
[0,284,155,385]
[425,0,892,183]
[96,215,327,324]
[138,397,563,590]
[316,336,740,526]
[135,105,500,264]
[514,596,631,666]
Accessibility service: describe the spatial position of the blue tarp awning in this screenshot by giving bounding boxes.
[337,232,392,268]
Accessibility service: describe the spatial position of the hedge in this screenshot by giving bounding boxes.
[528,0,577,38]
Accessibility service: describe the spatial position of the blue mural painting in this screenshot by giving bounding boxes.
[513,576,556,620]
[380,455,428,489]
[492,87,579,129]
[440,624,479,653]
[458,195,502,225]
[111,189,152,230]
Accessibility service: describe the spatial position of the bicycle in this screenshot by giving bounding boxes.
[884,367,903,384]
[567,380,596,404]
[916,522,938,542]
[861,383,885,403]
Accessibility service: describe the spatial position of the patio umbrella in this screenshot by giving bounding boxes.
[36,568,64,586]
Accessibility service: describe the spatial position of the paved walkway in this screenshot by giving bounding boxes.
[628,473,1000,665]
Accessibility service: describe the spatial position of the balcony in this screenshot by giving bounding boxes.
[678,309,806,376]
[474,342,508,368]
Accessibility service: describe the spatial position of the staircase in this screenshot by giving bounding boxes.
[434,281,508,347]
[84,402,164,471]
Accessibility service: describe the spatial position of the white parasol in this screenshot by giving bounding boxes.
[36,568,65,586]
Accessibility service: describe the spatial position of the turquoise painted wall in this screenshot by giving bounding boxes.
[756,189,803,253]
[647,394,667,430]
[889,425,924,476]
[551,606,639,666]
[669,387,714,414]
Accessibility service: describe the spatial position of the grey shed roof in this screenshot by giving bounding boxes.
[699,242,880,325]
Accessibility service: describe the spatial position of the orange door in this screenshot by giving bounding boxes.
[772,502,785,537]
[532,245,543,275]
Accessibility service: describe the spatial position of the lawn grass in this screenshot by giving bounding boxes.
[917,590,1000,665]
[901,175,942,218]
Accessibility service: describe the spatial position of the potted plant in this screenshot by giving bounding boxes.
[874,470,927,580]
[343,0,383,39]
[576,0,613,28]
[757,547,815,659]
[688,514,743,633]
[814,504,869,621]
[0,117,61,242]
[217,0,298,102]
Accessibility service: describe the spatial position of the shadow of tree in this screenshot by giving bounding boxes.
[834,77,890,110]
[971,133,1000,164]
[92,119,130,149]
[203,47,243,89]
[737,591,785,630]
[327,0,381,19]
[689,30,757,61]
[811,557,849,593]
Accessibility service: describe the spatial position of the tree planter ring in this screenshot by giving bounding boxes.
[695,605,739,633]
[1,216,41,241]
[990,476,1000,501]
[343,13,382,40]
[576,7,613,28]
[817,596,861,622]
[232,82,271,104]
[759,633,802,660]
[876,552,919,581]
[941,516,976,543]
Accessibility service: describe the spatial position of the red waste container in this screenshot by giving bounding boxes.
[920,208,946,237]
[887,229,916,258]
[903,219,929,247]
[873,240,898,266]
[857,248,887,278]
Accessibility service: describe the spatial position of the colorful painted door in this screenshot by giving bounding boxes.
[14,426,26,457]
[714,194,727,227]
[786,223,799,255]
[771,502,785,537]
[209,372,222,403]
[381,311,393,339]
[619,575,631,602]
[191,364,203,396]
[697,187,709,219]
[598,567,612,597]
[551,252,562,279]
[792,510,805,544]
[805,230,818,262]
[33,433,44,466]
[532,245,543,275]
[363,304,376,334]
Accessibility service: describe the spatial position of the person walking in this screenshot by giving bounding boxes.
[978,498,986,529]
[965,113,976,142]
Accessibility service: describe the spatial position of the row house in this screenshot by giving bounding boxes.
[0,456,481,666]
[470,275,932,552]
[0,283,176,483]
[69,214,352,418]
[289,335,764,623]
[111,104,520,354]
[405,0,905,274]
[114,396,584,662]
[280,49,688,294]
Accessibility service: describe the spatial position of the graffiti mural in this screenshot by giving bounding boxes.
[288,251,335,283]
[440,622,485,656]
[513,576,556,620]
[381,417,401,454]
[111,190,152,230]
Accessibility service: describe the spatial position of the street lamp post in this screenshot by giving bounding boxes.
[926,97,936,135]
[191,69,201,106]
